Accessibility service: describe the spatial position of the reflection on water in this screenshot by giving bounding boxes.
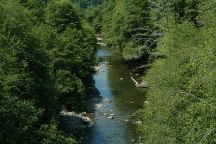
[85,48,146,144]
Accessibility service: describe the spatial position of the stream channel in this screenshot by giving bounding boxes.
[84,47,146,144]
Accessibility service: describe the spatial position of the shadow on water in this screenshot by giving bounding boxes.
[83,47,147,144]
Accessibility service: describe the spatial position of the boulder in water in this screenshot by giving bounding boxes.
[95,103,103,110]
[59,111,94,135]
[107,116,114,119]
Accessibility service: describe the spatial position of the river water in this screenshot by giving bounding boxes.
[84,48,146,144]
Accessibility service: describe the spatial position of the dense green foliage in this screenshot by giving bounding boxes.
[98,0,216,143]
[72,0,103,9]
[71,0,103,32]
[99,0,203,61]
[0,0,96,143]
[141,1,216,143]
[100,0,154,60]
[45,0,96,111]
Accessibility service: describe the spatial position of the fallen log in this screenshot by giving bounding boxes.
[131,76,148,88]
[131,76,139,86]
[135,64,151,69]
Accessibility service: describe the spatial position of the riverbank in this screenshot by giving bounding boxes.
[58,87,102,140]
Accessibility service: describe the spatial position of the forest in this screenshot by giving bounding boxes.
[0,0,96,143]
[0,0,215,144]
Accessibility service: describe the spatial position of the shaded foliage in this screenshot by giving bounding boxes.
[140,0,216,143]
[0,0,96,143]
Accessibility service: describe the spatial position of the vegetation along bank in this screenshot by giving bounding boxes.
[0,0,215,143]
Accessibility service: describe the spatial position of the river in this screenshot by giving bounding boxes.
[84,47,146,144]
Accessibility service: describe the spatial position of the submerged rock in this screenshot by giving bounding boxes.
[88,122,95,128]
[104,98,109,102]
[95,103,103,110]
[104,98,112,103]
[109,113,115,116]
[107,116,114,119]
